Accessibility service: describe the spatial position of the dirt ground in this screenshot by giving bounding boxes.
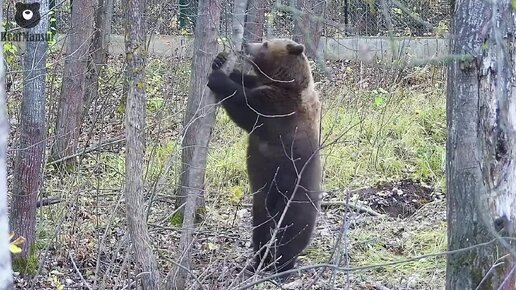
[14,178,446,289]
[10,57,447,289]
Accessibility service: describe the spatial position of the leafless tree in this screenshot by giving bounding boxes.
[174,0,247,220]
[124,0,160,288]
[244,0,266,42]
[232,0,249,50]
[9,0,49,264]
[173,0,221,222]
[0,3,13,287]
[84,0,114,116]
[51,0,95,163]
[169,0,221,286]
[446,0,516,288]
[292,0,326,59]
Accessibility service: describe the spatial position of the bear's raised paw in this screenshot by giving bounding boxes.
[212,52,229,70]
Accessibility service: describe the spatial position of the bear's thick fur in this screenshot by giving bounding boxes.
[207,38,322,274]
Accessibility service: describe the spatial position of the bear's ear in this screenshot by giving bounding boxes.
[32,3,40,10]
[15,2,23,10]
[287,43,304,55]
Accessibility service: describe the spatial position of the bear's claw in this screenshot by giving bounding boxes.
[212,52,229,70]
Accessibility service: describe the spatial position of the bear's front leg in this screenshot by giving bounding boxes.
[207,69,240,100]
[229,70,260,88]
[207,70,260,132]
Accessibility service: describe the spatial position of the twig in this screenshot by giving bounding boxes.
[120,271,151,290]
[475,256,508,290]
[239,201,383,216]
[233,238,501,290]
[69,251,93,290]
[96,186,125,288]
[162,257,207,290]
[321,201,383,217]
[36,197,62,208]
[47,136,125,166]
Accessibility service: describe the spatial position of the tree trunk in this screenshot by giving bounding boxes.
[0,4,14,287]
[173,0,221,224]
[292,0,326,59]
[124,0,160,288]
[9,0,49,266]
[232,0,248,50]
[446,1,516,289]
[84,0,114,120]
[51,0,95,164]
[244,0,266,42]
[167,0,221,287]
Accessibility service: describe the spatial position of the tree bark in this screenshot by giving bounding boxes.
[84,0,114,120]
[232,0,248,50]
[292,0,326,59]
[51,0,95,164]
[173,0,221,224]
[124,0,160,288]
[168,0,222,287]
[244,0,266,42]
[9,0,49,264]
[446,0,516,289]
[0,4,14,287]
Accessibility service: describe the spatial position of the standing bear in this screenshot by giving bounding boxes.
[207,38,322,274]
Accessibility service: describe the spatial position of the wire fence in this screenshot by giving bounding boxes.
[324,0,450,37]
[1,0,449,38]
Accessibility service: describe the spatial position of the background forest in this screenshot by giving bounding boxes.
[0,0,513,289]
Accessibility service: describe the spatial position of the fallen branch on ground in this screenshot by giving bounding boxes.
[240,201,382,216]
[36,197,62,208]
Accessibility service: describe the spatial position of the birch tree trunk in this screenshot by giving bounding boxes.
[226,0,248,72]
[10,0,49,266]
[51,0,95,164]
[446,0,516,288]
[0,2,14,287]
[232,0,248,51]
[124,0,160,288]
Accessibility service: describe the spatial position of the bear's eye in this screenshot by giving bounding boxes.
[263,42,268,48]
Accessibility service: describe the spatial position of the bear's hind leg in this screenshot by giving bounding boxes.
[273,203,318,274]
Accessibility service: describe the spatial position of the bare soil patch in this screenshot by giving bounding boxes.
[355,179,442,218]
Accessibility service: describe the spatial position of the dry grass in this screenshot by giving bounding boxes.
[10,55,447,289]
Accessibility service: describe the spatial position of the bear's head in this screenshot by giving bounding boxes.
[243,38,312,89]
[15,2,41,29]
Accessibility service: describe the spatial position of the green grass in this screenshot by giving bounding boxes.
[40,58,447,224]
[348,216,447,285]
[206,111,249,203]
[32,58,447,287]
[206,83,446,197]
[87,58,448,202]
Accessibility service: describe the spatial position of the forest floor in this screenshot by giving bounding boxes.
[9,54,447,289]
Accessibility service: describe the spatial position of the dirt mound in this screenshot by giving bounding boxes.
[356,179,440,218]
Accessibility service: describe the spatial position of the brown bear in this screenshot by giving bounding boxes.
[207,38,322,275]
